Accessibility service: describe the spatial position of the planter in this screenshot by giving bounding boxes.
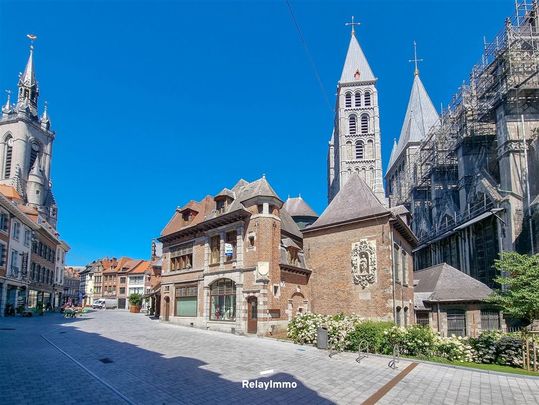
[130,306,141,313]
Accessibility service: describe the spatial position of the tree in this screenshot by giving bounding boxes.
[128,293,143,308]
[487,252,539,323]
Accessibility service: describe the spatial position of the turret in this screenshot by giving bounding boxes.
[26,155,46,206]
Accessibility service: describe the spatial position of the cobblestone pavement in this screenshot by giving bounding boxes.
[1,311,538,405]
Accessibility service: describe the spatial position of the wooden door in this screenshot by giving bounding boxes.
[247,297,258,334]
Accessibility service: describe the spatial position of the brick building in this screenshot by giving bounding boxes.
[158,176,311,335]
[303,174,417,325]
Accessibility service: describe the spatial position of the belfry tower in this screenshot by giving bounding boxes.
[0,36,58,227]
[328,18,385,204]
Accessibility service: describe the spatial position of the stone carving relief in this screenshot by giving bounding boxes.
[351,239,377,288]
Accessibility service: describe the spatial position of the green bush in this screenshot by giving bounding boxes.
[346,320,394,353]
[128,293,143,307]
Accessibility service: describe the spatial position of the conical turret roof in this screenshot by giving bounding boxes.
[387,73,439,173]
[340,32,375,83]
[20,47,37,88]
[284,196,318,218]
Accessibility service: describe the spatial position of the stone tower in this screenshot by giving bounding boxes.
[328,23,385,204]
[0,39,57,227]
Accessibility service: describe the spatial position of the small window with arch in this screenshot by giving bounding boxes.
[355,92,361,107]
[355,141,364,159]
[364,91,371,106]
[345,92,352,108]
[349,115,357,135]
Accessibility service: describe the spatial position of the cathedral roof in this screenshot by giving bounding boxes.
[340,32,375,83]
[283,196,318,218]
[308,173,388,230]
[387,73,439,174]
[414,263,492,304]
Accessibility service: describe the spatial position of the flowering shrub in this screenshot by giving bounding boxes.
[287,313,524,367]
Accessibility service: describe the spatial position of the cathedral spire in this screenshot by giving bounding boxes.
[2,90,13,115]
[409,41,423,77]
[40,101,51,129]
[17,34,39,116]
[340,18,375,83]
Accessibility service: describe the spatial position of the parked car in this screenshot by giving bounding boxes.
[92,298,118,309]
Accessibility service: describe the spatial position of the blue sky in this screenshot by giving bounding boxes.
[0,0,513,264]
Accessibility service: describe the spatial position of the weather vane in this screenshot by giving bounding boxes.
[345,16,361,35]
[409,41,423,76]
[27,34,37,50]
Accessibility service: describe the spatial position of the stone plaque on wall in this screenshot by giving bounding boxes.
[351,239,377,288]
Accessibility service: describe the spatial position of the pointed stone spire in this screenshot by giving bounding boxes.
[40,101,51,129]
[387,65,439,173]
[387,138,398,174]
[17,35,39,116]
[340,19,375,83]
[2,90,13,115]
[30,154,43,177]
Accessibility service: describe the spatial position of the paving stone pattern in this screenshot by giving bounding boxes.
[1,311,538,404]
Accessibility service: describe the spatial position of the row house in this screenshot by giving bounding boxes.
[63,266,82,305]
[0,185,69,315]
[158,176,312,335]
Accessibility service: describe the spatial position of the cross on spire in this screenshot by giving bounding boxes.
[345,16,361,36]
[409,40,423,76]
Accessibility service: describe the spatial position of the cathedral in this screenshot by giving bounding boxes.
[0,41,58,228]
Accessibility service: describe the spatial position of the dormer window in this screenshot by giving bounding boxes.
[216,199,225,213]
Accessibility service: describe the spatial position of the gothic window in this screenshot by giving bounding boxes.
[355,92,361,107]
[4,136,12,179]
[355,141,364,159]
[349,115,357,135]
[361,114,369,134]
[345,92,352,108]
[367,139,374,159]
[364,91,371,106]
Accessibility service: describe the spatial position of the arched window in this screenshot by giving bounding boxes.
[346,141,353,160]
[364,91,371,106]
[29,142,40,173]
[355,92,361,107]
[349,115,357,135]
[369,167,375,188]
[355,141,364,159]
[366,139,374,159]
[361,114,369,134]
[345,92,352,108]
[4,135,12,179]
[210,279,236,321]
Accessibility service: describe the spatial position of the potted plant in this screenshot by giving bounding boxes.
[128,293,142,313]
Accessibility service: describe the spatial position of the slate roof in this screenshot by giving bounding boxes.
[413,263,492,303]
[387,73,439,174]
[340,32,375,83]
[308,173,388,230]
[279,207,303,239]
[283,196,318,218]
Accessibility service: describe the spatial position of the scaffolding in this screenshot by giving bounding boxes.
[398,1,539,246]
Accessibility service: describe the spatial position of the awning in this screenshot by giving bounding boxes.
[454,210,499,231]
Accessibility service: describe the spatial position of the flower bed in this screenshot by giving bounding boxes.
[287,313,523,366]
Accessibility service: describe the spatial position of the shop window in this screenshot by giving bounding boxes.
[210,279,236,321]
[175,284,198,317]
[210,235,220,264]
[225,231,237,262]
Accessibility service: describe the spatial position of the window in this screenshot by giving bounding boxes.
[29,142,39,174]
[24,230,31,247]
[355,141,364,159]
[355,92,361,107]
[393,244,401,283]
[12,222,20,241]
[120,277,126,284]
[175,284,198,317]
[345,92,352,108]
[481,310,501,331]
[0,212,8,232]
[31,262,35,280]
[210,279,236,321]
[361,114,369,133]
[119,287,126,294]
[10,249,18,274]
[210,235,220,265]
[349,115,357,134]
[248,234,255,248]
[4,136,12,179]
[216,199,225,213]
[447,310,467,337]
[364,91,371,106]
[416,312,429,326]
[402,251,408,285]
[0,243,5,267]
[225,231,237,262]
[396,307,402,326]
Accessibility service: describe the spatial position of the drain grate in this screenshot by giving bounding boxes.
[0,328,16,331]
[99,357,114,364]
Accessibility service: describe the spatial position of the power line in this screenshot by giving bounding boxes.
[285,0,333,115]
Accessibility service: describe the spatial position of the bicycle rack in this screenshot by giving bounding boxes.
[356,340,369,364]
[388,344,400,369]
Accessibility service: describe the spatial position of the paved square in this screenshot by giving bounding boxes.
[1,311,538,404]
